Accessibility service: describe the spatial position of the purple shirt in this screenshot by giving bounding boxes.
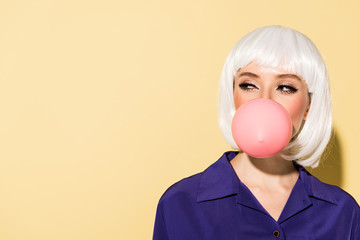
[153,151,359,240]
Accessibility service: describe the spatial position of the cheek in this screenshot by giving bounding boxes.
[233,91,242,109]
[281,98,309,132]
[234,89,253,110]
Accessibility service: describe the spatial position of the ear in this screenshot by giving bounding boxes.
[303,93,312,120]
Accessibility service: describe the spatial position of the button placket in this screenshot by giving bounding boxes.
[273,230,280,238]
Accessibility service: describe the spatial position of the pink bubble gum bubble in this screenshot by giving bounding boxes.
[231,99,292,158]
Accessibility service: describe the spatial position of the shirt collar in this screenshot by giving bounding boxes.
[197,151,338,205]
[297,164,338,205]
[197,151,240,202]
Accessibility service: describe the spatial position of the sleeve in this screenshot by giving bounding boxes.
[351,203,360,240]
[153,202,169,240]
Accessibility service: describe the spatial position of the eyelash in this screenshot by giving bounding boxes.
[278,85,298,94]
[239,83,298,94]
[239,83,257,91]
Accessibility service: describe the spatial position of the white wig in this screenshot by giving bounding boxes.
[218,25,332,168]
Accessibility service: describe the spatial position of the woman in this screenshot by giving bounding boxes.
[153,26,359,239]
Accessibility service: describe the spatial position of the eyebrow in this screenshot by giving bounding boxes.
[238,72,259,78]
[277,74,302,82]
[238,72,302,82]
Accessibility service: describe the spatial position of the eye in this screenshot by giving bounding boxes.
[277,85,298,94]
[239,83,258,91]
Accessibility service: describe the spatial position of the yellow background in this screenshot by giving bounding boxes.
[0,0,359,239]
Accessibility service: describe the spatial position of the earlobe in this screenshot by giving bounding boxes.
[303,94,312,120]
[303,107,309,120]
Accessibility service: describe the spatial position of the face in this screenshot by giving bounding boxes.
[233,61,311,135]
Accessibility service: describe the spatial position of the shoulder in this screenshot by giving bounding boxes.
[305,174,360,238]
[320,183,360,237]
[326,184,359,206]
[309,173,358,207]
[304,171,359,224]
[158,172,203,207]
[153,172,205,239]
[300,168,360,237]
[299,166,358,208]
[324,183,360,218]
[157,151,239,207]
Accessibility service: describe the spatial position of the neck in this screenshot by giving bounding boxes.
[230,152,299,189]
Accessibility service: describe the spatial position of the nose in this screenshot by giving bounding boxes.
[259,88,273,100]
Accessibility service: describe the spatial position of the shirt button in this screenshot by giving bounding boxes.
[273,230,280,238]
